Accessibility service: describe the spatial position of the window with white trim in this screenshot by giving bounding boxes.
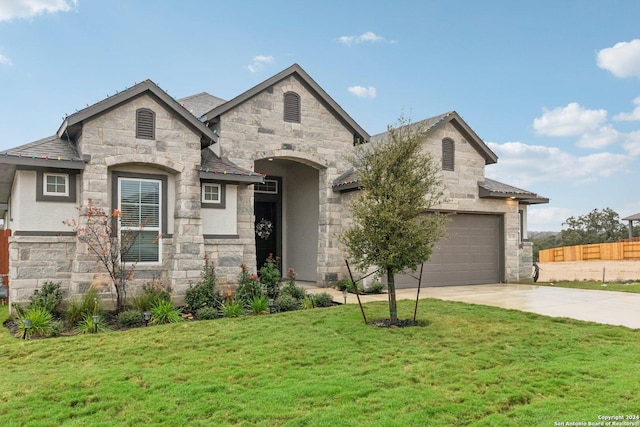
[43,173,69,196]
[254,179,278,194]
[118,177,161,263]
[202,183,221,203]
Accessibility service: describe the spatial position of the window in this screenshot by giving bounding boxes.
[118,177,161,263]
[442,138,455,171]
[43,173,68,196]
[254,179,278,194]
[136,108,155,140]
[201,182,226,208]
[283,92,301,123]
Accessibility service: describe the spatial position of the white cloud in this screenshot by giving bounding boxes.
[348,85,377,99]
[338,31,385,46]
[622,130,640,156]
[0,53,11,66]
[486,141,633,187]
[576,125,621,148]
[596,39,640,78]
[527,206,576,232]
[613,96,640,121]
[0,0,77,21]
[247,55,274,73]
[533,103,607,137]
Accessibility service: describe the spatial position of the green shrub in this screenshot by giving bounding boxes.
[76,313,110,334]
[63,287,102,329]
[280,281,306,301]
[15,307,62,339]
[365,281,386,294]
[235,265,264,304]
[29,281,63,314]
[274,294,300,312]
[185,261,222,311]
[248,295,269,315]
[195,306,218,320]
[219,299,245,318]
[313,292,334,308]
[129,279,171,312]
[150,300,184,325]
[117,310,144,328]
[259,255,281,299]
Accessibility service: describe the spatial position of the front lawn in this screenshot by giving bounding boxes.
[0,300,637,426]
[535,280,640,294]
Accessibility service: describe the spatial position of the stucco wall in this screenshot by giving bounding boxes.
[202,184,238,236]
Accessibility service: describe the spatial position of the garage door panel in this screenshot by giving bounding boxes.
[395,214,502,287]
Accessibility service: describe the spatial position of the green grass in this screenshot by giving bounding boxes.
[1,300,638,426]
[536,280,640,293]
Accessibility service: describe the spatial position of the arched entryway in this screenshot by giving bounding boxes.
[254,158,320,282]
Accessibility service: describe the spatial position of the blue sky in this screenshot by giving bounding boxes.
[1,0,640,231]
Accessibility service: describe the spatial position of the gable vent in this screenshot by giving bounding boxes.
[442,138,455,171]
[283,92,301,123]
[136,108,155,140]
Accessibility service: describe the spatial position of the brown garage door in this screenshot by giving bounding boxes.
[396,214,503,287]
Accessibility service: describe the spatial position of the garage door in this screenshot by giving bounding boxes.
[395,214,502,287]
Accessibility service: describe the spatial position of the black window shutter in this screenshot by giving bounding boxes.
[442,139,454,171]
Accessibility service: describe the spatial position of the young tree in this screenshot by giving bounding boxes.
[65,199,147,312]
[341,116,448,324]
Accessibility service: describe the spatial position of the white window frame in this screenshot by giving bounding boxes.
[43,173,69,197]
[118,177,162,264]
[202,183,221,204]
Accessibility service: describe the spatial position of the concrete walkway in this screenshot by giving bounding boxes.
[303,283,640,329]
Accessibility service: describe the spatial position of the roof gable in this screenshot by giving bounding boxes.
[57,80,218,148]
[202,63,370,143]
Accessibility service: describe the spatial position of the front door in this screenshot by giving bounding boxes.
[254,177,282,273]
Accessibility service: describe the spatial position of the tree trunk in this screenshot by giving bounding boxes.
[387,268,398,325]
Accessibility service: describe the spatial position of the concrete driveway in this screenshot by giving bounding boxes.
[304,283,640,329]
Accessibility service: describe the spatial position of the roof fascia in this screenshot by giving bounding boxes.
[0,156,86,170]
[447,113,498,165]
[198,171,264,184]
[202,64,370,141]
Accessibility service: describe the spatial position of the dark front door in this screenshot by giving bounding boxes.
[255,201,278,270]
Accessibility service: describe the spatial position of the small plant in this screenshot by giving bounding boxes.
[219,299,245,318]
[129,279,171,312]
[150,300,184,325]
[336,278,353,291]
[15,307,62,339]
[274,294,300,312]
[260,254,281,299]
[235,264,264,304]
[280,281,306,301]
[195,306,218,320]
[63,287,102,329]
[29,281,64,314]
[248,295,269,315]
[185,258,222,311]
[313,292,334,308]
[365,281,386,294]
[117,309,144,328]
[76,313,110,334]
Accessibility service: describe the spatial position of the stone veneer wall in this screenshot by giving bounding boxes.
[218,75,357,285]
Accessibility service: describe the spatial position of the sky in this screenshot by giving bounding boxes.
[1,0,640,232]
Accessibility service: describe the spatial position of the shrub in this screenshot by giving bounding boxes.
[365,281,386,294]
[219,299,245,318]
[313,292,334,308]
[195,306,218,320]
[150,300,184,324]
[260,255,281,299]
[248,295,269,315]
[63,287,102,329]
[29,281,63,314]
[76,313,110,334]
[235,264,264,304]
[129,279,172,312]
[274,294,300,312]
[336,278,358,292]
[117,310,144,328]
[15,307,62,339]
[185,260,222,311]
[280,281,306,301]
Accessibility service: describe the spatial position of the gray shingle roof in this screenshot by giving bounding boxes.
[478,178,549,204]
[199,147,264,184]
[622,213,640,221]
[178,92,227,119]
[1,135,84,165]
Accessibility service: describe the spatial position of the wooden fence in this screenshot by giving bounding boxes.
[539,241,640,262]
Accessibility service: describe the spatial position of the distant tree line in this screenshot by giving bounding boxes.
[531,208,639,260]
